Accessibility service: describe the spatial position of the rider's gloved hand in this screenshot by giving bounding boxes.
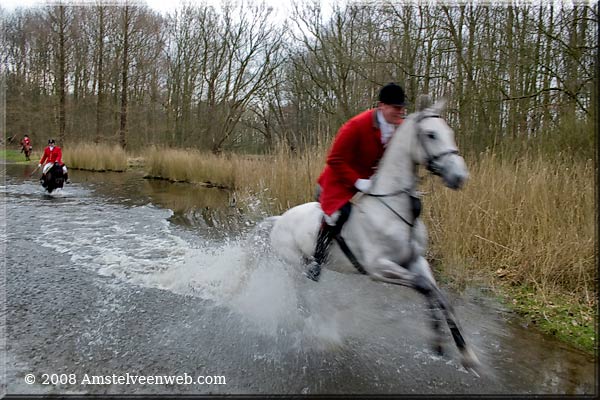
[354,178,372,193]
[38,163,41,168]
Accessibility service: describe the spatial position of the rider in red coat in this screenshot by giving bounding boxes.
[20,135,32,160]
[39,139,70,184]
[306,83,407,281]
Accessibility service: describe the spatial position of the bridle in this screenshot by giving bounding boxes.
[414,113,459,176]
[365,112,460,227]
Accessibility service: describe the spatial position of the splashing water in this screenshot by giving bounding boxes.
[137,224,363,349]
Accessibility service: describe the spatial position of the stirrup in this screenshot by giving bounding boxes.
[305,260,322,282]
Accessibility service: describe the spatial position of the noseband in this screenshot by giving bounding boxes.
[415,113,459,176]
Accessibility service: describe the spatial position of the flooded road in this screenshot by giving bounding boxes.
[1,163,597,395]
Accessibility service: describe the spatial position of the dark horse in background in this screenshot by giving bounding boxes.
[41,162,65,193]
[21,143,32,161]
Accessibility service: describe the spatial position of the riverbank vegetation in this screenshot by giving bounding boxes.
[64,143,128,172]
[0,149,38,163]
[3,1,596,353]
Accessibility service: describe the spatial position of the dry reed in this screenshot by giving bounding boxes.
[64,143,128,172]
[142,143,326,209]
[144,147,237,188]
[422,151,596,303]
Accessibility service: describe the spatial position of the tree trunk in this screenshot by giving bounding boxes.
[95,6,105,144]
[119,6,129,149]
[58,5,67,143]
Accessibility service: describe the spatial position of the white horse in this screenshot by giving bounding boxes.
[267,96,479,369]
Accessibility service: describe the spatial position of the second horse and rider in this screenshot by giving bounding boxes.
[38,138,71,187]
[20,135,33,161]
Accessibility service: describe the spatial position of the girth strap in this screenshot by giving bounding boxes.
[333,234,368,275]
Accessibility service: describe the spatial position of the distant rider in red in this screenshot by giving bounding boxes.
[20,135,32,161]
[39,139,70,184]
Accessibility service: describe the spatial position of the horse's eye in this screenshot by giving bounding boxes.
[427,131,436,140]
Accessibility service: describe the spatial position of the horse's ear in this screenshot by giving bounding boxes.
[415,94,433,112]
[431,98,448,114]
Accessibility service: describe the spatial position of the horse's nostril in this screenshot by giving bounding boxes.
[456,173,469,189]
[445,173,465,190]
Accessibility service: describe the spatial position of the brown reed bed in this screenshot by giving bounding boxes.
[63,143,128,172]
[423,152,595,298]
[143,146,236,189]
[141,143,326,208]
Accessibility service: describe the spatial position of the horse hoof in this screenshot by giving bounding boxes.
[431,342,444,356]
[305,262,321,282]
[460,347,480,370]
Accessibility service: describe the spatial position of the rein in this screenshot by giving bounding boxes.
[366,190,416,227]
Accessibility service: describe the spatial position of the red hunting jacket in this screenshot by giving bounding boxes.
[40,146,63,165]
[317,109,404,215]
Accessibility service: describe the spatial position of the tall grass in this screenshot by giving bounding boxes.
[64,143,128,172]
[422,151,595,302]
[141,143,326,209]
[234,142,326,212]
[144,147,237,188]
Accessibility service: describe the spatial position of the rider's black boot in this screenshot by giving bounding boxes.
[305,221,335,282]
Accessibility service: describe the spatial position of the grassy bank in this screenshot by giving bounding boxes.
[4,144,127,170]
[421,151,596,352]
[1,148,39,163]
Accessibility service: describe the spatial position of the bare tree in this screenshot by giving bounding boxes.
[46,4,71,143]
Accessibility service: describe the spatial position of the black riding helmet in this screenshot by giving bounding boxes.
[378,83,406,106]
[48,139,55,145]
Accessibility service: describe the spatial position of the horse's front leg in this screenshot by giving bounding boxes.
[406,256,447,356]
[369,257,480,371]
[368,257,445,354]
[410,256,480,370]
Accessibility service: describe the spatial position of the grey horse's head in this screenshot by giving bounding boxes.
[413,95,469,190]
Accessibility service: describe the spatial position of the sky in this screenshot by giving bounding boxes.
[0,0,316,18]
